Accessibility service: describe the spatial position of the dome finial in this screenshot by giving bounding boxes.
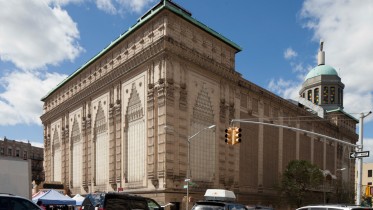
[318,40,325,66]
[319,41,323,51]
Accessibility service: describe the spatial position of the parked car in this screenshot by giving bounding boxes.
[80,192,162,210]
[246,205,274,210]
[0,193,42,210]
[191,189,248,210]
[296,204,373,210]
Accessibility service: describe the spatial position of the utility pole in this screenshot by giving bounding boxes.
[186,125,216,210]
[356,111,372,205]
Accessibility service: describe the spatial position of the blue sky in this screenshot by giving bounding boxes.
[1,0,373,161]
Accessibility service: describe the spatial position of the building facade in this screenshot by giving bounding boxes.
[0,137,44,184]
[40,0,358,207]
[356,162,373,197]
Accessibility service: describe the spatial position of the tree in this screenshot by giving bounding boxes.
[279,160,324,207]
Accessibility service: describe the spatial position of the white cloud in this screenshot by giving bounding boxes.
[284,47,298,60]
[268,78,301,100]
[95,0,155,15]
[300,0,373,114]
[0,0,155,129]
[269,0,373,123]
[48,0,84,6]
[96,0,117,14]
[0,70,67,126]
[0,0,83,70]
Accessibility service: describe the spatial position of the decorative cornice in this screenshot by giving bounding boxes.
[41,38,165,122]
[164,36,241,83]
[42,35,242,123]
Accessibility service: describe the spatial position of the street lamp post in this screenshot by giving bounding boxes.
[356,111,372,205]
[186,124,216,210]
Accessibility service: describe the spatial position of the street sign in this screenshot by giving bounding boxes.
[350,151,370,159]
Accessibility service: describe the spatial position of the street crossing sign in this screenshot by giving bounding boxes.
[350,151,370,159]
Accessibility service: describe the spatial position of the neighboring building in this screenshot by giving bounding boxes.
[362,163,373,186]
[40,0,357,207]
[0,137,44,184]
[356,162,373,197]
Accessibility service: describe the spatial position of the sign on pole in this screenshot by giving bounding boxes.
[350,151,370,159]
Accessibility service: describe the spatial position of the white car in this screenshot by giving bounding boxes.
[296,204,373,210]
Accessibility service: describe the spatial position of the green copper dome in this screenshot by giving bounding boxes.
[305,64,338,80]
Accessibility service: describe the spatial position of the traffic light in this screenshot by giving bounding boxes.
[366,185,373,197]
[232,127,242,145]
[225,127,233,144]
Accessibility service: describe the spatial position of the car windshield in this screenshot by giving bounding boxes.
[146,199,161,210]
[87,193,105,207]
[228,204,247,210]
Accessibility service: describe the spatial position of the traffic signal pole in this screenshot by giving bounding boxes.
[231,119,356,147]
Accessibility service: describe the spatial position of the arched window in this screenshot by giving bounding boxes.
[126,83,145,185]
[71,116,82,188]
[323,86,329,104]
[330,87,335,104]
[307,90,312,101]
[95,101,108,185]
[314,88,319,104]
[7,147,12,156]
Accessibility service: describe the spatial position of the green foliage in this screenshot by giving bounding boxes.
[279,160,324,207]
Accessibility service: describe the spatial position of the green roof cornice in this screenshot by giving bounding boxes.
[326,108,358,123]
[41,0,241,101]
[162,1,241,51]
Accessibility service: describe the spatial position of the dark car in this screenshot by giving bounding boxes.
[81,192,162,210]
[192,201,248,210]
[0,193,42,210]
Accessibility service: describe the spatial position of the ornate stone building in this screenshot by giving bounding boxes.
[40,0,357,207]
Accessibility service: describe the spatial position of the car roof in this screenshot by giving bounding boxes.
[195,201,247,206]
[297,204,373,210]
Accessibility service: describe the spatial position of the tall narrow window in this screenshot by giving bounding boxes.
[126,83,145,184]
[190,86,215,181]
[330,87,335,104]
[53,128,62,182]
[323,86,329,104]
[71,116,82,188]
[368,170,372,178]
[307,90,312,101]
[95,101,108,185]
[314,88,319,104]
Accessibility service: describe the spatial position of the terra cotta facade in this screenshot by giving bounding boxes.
[41,0,357,207]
